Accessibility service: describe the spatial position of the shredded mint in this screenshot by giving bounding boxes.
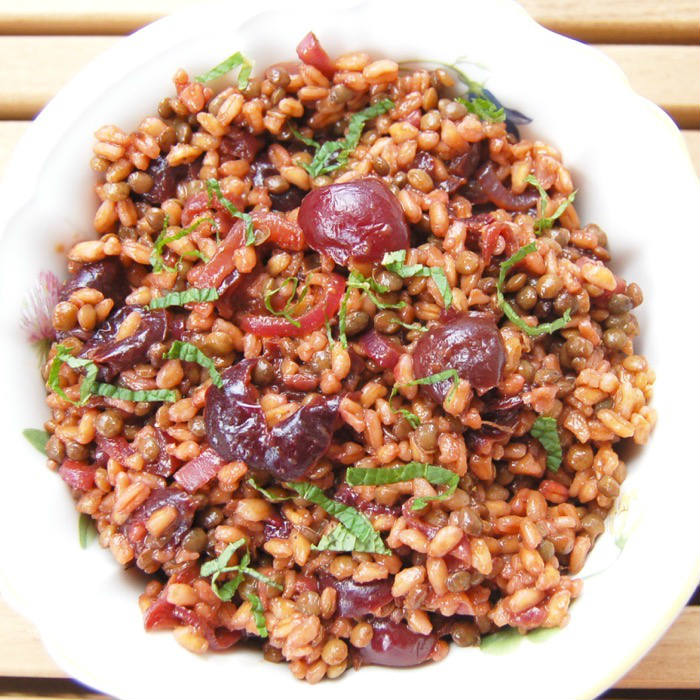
[206,179,255,245]
[338,288,350,349]
[290,126,320,148]
[456,95,504,123]
[303,99,394,178]
[316,523,368,553]
[525,175,577,235]
[496,242,571,336]
[195,51,253,89]
[92,384,177,403]
[247,478,290,503]
[286,482,390,554]
[48,344,99,405]
[339,269,406,348]
[22,428,49,455]
[530,416,562,472]
[246,592,268,637]
[78,513,97,549]
[346,462,459,510]
[399,60,485,96]
[348,270,405,310]
[390,368,461,406]
[150,216,213,273]
[396,320,426,333]
[48,344,176,404]
[387,368,461,425]
[149,287,219,310]
[200,539,283,602]
[381,250,452,309]
[263,278,309,328]
[163,340,222,388]
[396,408,421,429]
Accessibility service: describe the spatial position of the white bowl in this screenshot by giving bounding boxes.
[1,1,698,698]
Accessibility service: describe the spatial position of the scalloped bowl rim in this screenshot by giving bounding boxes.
[0,1,698,699]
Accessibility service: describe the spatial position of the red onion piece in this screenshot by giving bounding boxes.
[58,460,96,491]
[296,32,335,78]
[174,447,226,492]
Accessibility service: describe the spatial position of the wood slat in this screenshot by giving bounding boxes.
[0,678,103,700]
[0,602,66,679]
[0,37,115,121]
[519,0,700,44]
[0,37,697,126]
[0,121,28,176]
[599,45,700,128]
[616,607,700,689]
[0,123,697,178]
[0,598,698,690]
[0,0,697,44]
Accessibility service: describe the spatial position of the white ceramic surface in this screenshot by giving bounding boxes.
[0,1,698,698]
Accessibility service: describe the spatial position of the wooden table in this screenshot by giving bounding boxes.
[0,1,698,697]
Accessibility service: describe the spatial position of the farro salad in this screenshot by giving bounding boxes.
[30,33,656,681]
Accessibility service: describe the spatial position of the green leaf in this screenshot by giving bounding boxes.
[149,287,219,309]
[163,340,222,388]
[390,368,461,406]
[200,540,282,602]
[399,60,485,97]
[526,627,560,644]
[496,242,571,336]
[195,51,253,89]
[347,270,405,311]
[290,126,319,148]
[340,267,406,345]
[263,277,309,328]
[316,523,366,552]
[303,99,394,178]
[338,286,351,349]
[200,539,247,600]
[246,592,268,637]
[387,368,460,425]
[381,250,452,309]
[286,482,390,554]
[238,567,282,589]
[206,179,255,245]
[396,320,426,333]
[304,140,346,179]
[92,384,177,403]
[397,408,421,428]
[22,428,49,455]
[346,462,459,510]
[247,478,290,503]
[409,369,460,387]
[150,216,213,273]
[48,344,176,404]
[217,567,246,602]
[480,627,524,655]
[456,95,504,123]
[200,539,247,577]
[78,513,97,549]
[324,316,335,350]
[48,344,98,405]
[530,416,562,472]
[524,175,577,235]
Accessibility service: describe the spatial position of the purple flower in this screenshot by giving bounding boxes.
[21,269,61,344]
